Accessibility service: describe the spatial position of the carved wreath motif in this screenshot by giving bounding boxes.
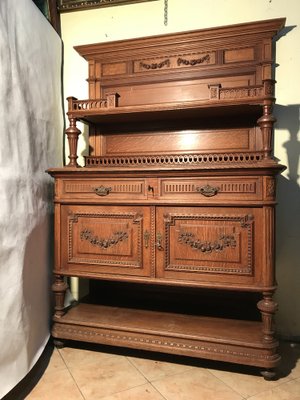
[177,54,210,66]
[139,59,170,70]
[80,229,128,249]
[178,232,236,253]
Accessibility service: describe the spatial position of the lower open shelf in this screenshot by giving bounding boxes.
[52,303,280,369]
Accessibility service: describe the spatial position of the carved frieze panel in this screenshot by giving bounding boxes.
[133,51,215,74]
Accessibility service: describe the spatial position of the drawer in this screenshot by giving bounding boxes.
[59,178,147,200]
[159,177,262,202]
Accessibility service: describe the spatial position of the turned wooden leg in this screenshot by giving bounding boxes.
[257,82,276,160]
[52,275,68,318]
[257,291,278,343]
[65,107,81,167]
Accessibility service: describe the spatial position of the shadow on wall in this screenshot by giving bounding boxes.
[274,104,300,339]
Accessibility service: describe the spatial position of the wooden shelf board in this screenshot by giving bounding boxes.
[75,103,262,125]
[55,303,265,347]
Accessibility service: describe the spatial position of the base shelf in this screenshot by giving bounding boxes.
[52,303,280,369]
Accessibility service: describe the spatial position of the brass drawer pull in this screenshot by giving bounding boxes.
[94,185,112,196]
[155,233,163,251]
[196,184,220,197]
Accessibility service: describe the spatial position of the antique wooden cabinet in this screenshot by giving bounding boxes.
[48,18,286,378]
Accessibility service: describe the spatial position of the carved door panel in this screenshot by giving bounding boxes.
[155,206,264,287]
[60,205,152,277]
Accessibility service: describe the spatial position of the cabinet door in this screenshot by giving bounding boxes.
[155,206,264,287]
[60,205,152,277]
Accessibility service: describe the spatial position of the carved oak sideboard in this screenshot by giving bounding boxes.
[47,18,286,378]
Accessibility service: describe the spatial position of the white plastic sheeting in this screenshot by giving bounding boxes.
[0,0,63,397]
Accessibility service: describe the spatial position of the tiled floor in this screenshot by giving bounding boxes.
[4,340,300,400]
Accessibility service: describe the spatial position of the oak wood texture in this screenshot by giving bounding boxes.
[52,303,280,368]
[48,18,286,377]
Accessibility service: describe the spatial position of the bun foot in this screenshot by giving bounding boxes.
[261,368,276,380]
[53,338,65,349]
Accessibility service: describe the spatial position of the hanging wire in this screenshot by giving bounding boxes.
[164,0,168,26]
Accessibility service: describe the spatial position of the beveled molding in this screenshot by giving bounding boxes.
[57,0,158,12]
[52,323,280,368]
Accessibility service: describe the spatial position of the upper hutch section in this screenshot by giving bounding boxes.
[69,18,285,120]
[64,18,285,169]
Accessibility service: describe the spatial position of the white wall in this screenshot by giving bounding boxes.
[61,0,300,338]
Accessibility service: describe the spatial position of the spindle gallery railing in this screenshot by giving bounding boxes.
[67,93,119,113]
[209,80,274,101]
[84,151,265,168]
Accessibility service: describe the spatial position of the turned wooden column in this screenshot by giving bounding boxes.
[257,291,278,343]
[52,275,68,318]
[66,97,81,167]
[257,80,276,160]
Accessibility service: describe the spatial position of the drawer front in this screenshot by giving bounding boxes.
[159,177,262,202]
[156,206,264,286]
[60,205,152,277]
[60,178,147,200]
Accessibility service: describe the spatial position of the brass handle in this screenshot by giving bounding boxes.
[94,185,112,196]
[155,233,163,251]
[196,184,220,197]
[144,231,150,249]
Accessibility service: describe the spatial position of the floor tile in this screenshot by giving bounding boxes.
[208,367,292,398]
[45,347,67,373]
[59,344,118,369]
[25,368,84,400]
[151,368,244,400]
[100,383,166,400]
[69,355,147,399]
[127,355,194,381]
[247,377,300,400]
